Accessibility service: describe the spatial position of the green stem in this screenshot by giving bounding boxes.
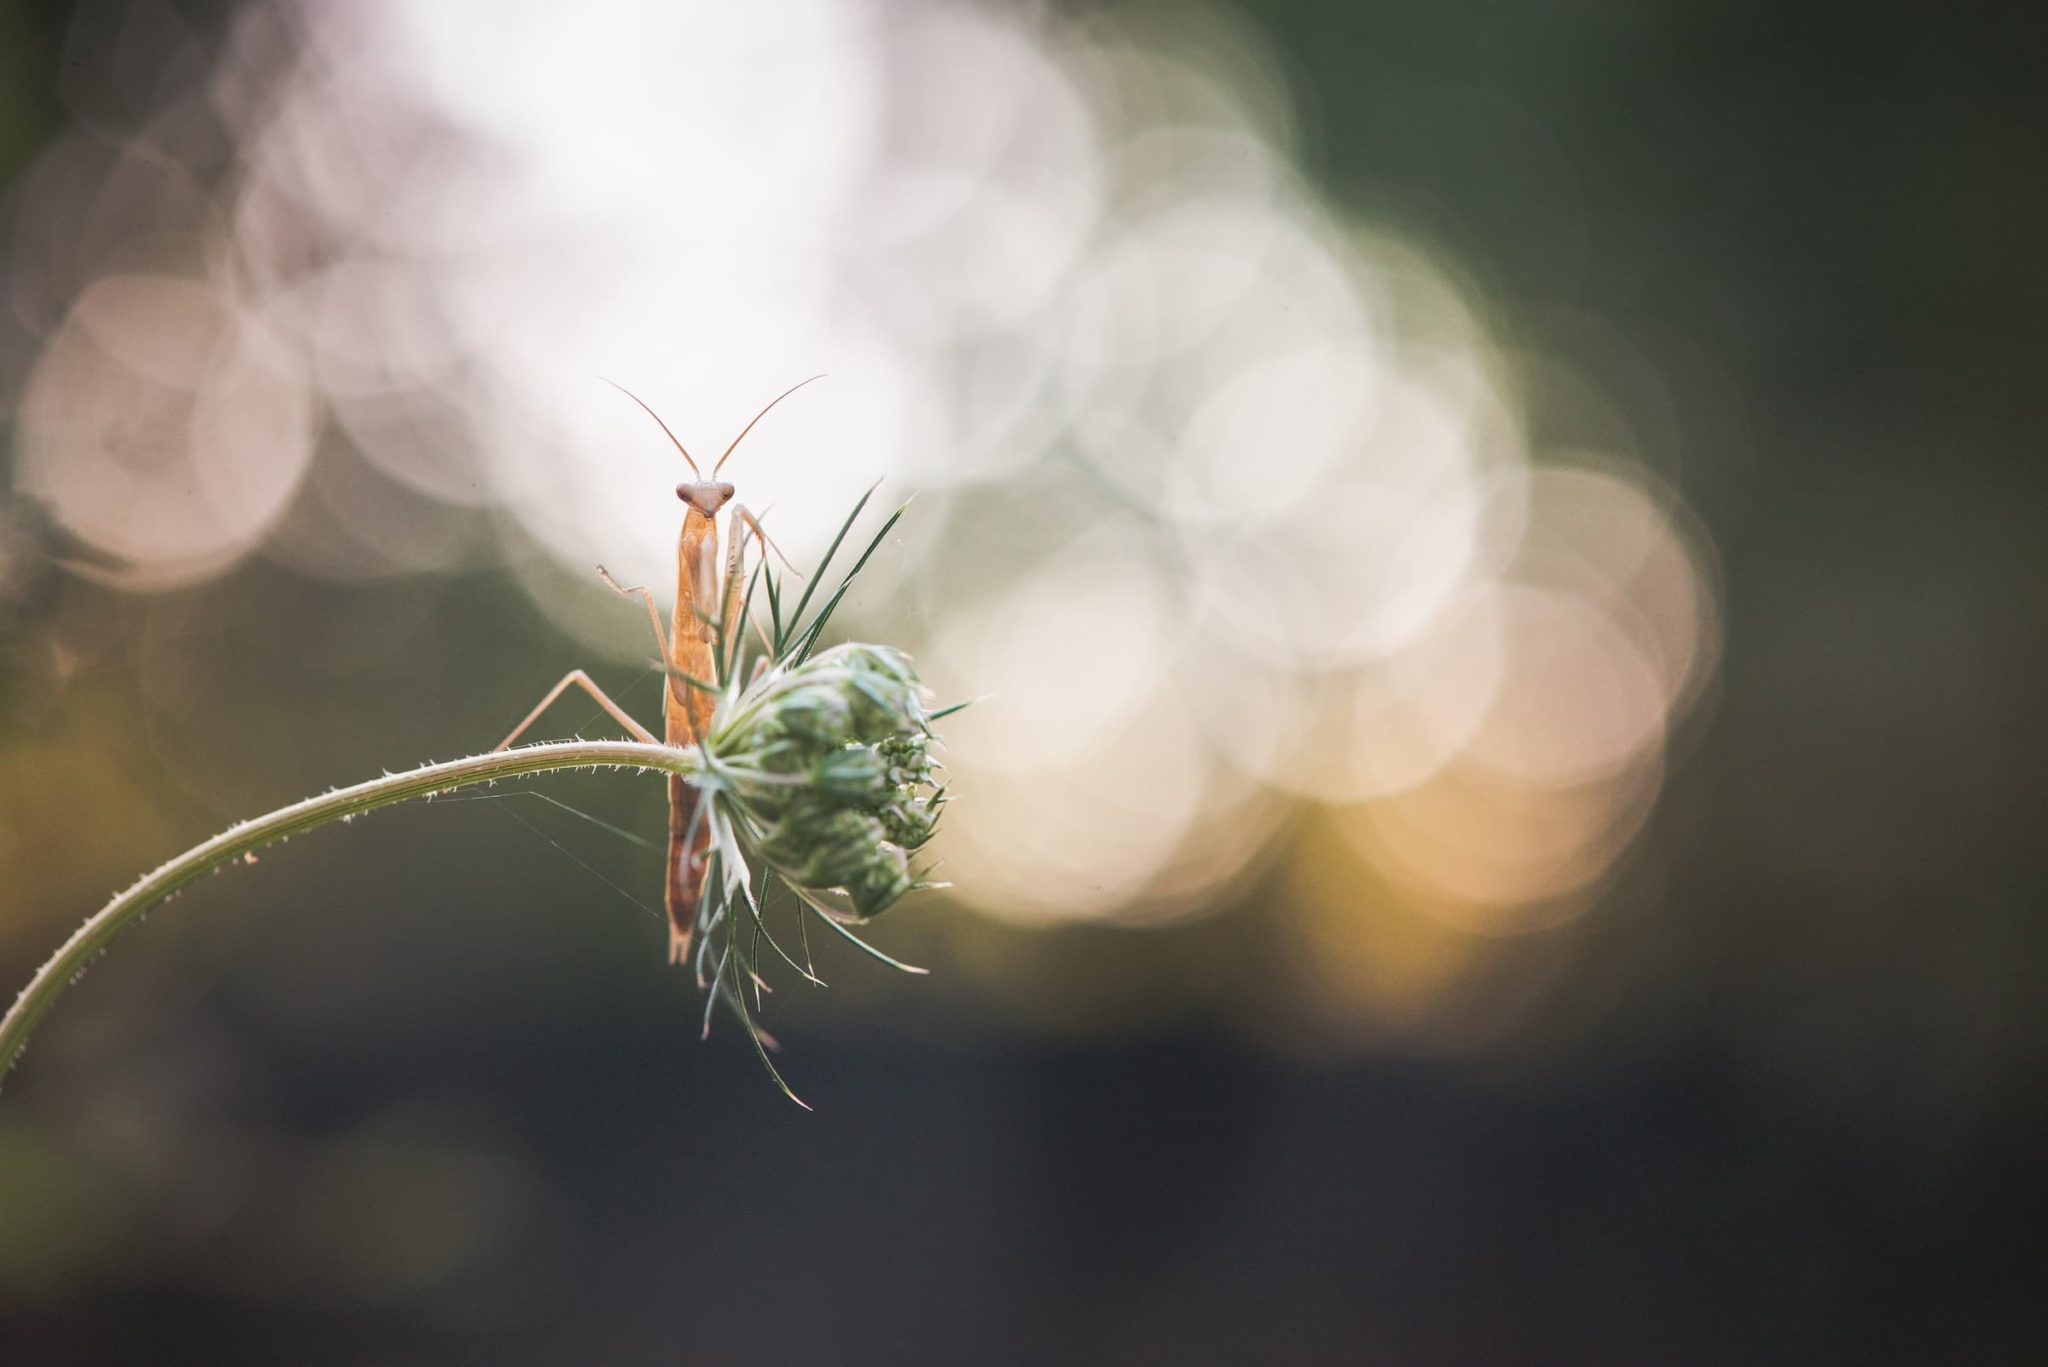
[0,739,702,1088]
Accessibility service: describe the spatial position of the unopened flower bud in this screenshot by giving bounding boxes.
[704,643,946,920]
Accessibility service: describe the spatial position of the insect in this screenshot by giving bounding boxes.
[494,376,821,965]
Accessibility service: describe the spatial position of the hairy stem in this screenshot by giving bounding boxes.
[0,739,702,1088]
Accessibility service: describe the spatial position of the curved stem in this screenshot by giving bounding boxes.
[0,739,702,1088]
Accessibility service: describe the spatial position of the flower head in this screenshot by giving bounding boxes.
[707,642,947,921]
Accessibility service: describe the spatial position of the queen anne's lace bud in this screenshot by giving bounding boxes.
[705,643,946,920]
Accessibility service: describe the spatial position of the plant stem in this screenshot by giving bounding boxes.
[0,739,702,1088]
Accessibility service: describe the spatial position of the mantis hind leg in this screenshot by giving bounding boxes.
[495,669,659,750]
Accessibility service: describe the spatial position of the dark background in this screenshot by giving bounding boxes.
[2,1,2044,1362]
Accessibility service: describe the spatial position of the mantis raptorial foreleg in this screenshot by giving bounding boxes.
[726,507,790,659]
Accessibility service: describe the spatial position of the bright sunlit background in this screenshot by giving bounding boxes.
[1,1,2039,1361]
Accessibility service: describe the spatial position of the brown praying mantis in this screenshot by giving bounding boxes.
[494,376,821,966]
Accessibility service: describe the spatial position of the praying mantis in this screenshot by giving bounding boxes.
[494,377,821,966]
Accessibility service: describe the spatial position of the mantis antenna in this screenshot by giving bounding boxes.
[598,376,700,476]
[713,374,826,475]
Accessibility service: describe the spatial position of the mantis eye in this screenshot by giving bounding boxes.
[675,483,690,500]
[718,482,736,503]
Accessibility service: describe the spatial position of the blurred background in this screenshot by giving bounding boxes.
[0,0,2040,1361]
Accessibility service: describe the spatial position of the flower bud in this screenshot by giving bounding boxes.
[704,643,945,918]
[813,745,891,804]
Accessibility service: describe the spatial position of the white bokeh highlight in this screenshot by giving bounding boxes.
[4,0,1721,941]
